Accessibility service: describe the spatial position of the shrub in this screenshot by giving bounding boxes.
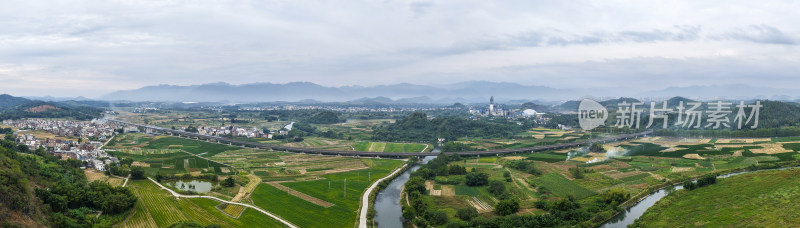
[697,174,717,187]
[495,199,520,216]
[465,172,489,186]
[683,180,697,190]
[426,210,449,225]
[488,180,507,196]
[222,177,235,187]
[456,207,479,221]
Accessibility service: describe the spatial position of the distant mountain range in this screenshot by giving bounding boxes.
[98,81,800,104]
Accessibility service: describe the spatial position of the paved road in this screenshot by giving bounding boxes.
[358,163,408,228]
[146,177,298,228]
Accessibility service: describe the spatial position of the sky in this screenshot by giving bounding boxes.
[0,0,798,98]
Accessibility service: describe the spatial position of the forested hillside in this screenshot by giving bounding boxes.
[0,135,135,227]
[372,112,524,142]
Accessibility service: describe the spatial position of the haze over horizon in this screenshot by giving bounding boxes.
[1,0,799,97]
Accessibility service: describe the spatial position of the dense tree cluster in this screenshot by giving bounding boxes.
[442,142,478,152]
[372,112,525,142]
[0,134,136,227]
[0,101,102,120]
[684,174,717,190]
[306,110,344,124]
[504,160,542,176]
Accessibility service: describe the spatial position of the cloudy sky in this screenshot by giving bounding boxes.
[0,0,798,97]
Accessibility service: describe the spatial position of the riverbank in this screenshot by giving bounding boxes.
[359,160,412,228]
[601,160,800,227]
[631,167,800,227]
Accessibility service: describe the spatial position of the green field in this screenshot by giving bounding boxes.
[531,172,597,199]
[144,136,240,157]
[352,142,428,152]
[251,159,404,228]
[634,168,800,227]
[120,180,286,228]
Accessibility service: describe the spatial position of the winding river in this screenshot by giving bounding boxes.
[601,166,800,227]
[373,150,438,228]
[373,148,797,228]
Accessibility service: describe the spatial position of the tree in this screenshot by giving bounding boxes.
[697,174,717,187]
[120,158,134,166]
[589,143,605,152]
[426,210,449,225]
[488,180,507,196]
[456,207,478,221]
[495,199,520,216]
[406,177,427,195]
[449,165,467,175]
[222,177,235,187]
[465,172,489,186]
[598,187,629,206]
[130,166,145,179]
[569,166,585,179]
[416,168,435,180]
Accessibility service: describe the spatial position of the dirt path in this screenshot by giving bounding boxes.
[232,174,261,202]
[266,182,335,208]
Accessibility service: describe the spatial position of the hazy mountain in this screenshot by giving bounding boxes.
[101,82,800,104]
[643,84,800,100]
[102,81,593,103]
[0,94,32,111]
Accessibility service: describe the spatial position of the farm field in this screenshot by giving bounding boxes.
[143,137,240,157]
[352,141,430,152]
[120,180,287,228]
[251,158,405,228]
[633,168,800,227]
[414,135,800,226]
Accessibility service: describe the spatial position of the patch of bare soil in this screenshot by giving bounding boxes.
[25,105,59,113]
[682,154,706,160]
[267,182,335,208]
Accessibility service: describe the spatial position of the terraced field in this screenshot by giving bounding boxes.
[352,142,429,152]
[143,137,240,157]
[251,158,405,228]
[120,180,286,228]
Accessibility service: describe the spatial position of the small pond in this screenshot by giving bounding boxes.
[165,180,218,193]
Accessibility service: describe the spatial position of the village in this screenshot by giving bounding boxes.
[2,118,124,171]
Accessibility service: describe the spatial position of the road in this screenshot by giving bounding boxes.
[146,177,298,228]
[358,163,408,228]
[106,119,652,157]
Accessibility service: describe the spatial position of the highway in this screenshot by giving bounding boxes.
[106,119,652,157]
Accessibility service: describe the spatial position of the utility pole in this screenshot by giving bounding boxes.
[344,179,347,198]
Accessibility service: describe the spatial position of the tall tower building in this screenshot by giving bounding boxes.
[489,96,495,113]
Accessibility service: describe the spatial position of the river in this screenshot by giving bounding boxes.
[373,150,439,228]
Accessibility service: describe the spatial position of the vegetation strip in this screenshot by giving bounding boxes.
[358,163,409,228]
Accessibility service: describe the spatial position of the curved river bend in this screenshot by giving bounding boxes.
[601,166,799,227]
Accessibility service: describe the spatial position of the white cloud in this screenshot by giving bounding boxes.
[0,0,797,97]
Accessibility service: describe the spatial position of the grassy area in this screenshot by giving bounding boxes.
[531,172,597,199]
[143,136,239,157]
[352,142,429,152]
[251,159,404,228]
[121,180,286,227]
[634,168,800,227]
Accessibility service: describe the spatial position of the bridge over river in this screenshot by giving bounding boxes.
[106,119,652,158]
